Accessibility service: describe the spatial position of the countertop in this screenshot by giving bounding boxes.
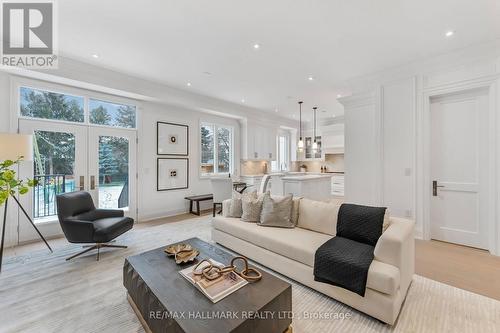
[281,174,333,181]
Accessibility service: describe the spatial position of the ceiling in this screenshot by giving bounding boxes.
[59,0,500,120]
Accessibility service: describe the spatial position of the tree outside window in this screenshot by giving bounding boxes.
[200,123,233,176]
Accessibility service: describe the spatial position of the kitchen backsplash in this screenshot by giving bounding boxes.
[240,160,269,175]
[291,154,344,172]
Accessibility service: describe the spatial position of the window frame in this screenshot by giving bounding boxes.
[12,77,140,131]
[199,122,234,178]
[272,130,291,172]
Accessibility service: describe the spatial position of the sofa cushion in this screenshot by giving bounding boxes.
[297,198,339,236]
[214,216,330,267]
[213,216,401,295]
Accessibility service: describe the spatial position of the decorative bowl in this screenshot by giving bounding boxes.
[174,249,200,264]
[164,243,199,264]
[164,243,193,256]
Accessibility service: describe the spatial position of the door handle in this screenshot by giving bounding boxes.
[90,175,96,190]
[79,176,85,191]
[432,180,445,196]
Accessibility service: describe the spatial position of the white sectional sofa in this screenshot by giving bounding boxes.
[212,198,415,325]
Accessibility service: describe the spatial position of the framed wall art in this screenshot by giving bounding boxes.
[157,158,189,191]
[157,121,189,156]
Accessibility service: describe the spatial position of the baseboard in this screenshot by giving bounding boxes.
[138,208,188,222]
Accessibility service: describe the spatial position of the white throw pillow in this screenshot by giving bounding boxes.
[297,198,340,236]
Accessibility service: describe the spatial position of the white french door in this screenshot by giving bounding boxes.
[17,119,137,243]
[88,127,137,219]
[429,88,490,250]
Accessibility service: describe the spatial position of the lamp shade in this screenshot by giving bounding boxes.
[0,133,33,161]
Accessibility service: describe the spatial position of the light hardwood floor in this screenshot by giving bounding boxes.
[4,212,500,301]
[415,239,500,301]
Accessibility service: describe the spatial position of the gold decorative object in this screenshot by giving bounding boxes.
[231,256,262,282]
[191,256,262,282]
[164,243,199,264]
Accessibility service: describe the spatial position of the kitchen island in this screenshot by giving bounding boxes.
[273,174,332,201]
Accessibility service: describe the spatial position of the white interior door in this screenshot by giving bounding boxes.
[430,88,490,249]
[88,127,137,219]
[18,119,88,242]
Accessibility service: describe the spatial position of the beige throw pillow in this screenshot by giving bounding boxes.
[240,191,263,222]
[258,192,294,228]
[297,198,340,236]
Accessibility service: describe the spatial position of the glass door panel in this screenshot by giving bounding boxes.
[18,119,87,241]
[33,130,76,219]
[89,127,136,219]
[97,136,129,209]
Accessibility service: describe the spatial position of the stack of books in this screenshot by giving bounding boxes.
[180,259,248,303]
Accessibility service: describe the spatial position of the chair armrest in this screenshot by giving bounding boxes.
[93,209,125,218]
[222,199,232,217]
[60,219,95,243]
[374,217,415,292]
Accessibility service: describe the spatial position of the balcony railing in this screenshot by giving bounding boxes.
[33,174,72,219]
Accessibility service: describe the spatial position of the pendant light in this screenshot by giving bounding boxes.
[297,101,304,152]
[312,107,318,152]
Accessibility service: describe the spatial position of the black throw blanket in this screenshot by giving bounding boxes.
[313,236,374,296]
[313,203,386,297]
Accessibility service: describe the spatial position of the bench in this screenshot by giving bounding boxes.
[184,194,213,216]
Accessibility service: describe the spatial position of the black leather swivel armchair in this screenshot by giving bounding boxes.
[56,191,134,261]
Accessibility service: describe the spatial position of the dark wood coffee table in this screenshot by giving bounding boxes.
[123,238,292,333]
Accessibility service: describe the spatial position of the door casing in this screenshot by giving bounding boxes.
[418,76,499,255]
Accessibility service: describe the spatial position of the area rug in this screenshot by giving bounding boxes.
[0,216,499,332]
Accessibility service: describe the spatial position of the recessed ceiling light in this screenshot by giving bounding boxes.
[241,99,245,103]
[337,94,342,98]
[445,30,454,37]
[332,114,336,118]
[186,82,191,87]
[275,108,278,113]
[92,54,99,59]
[253,43,260,49]
[308,76,314,81]
[292,114,296,118]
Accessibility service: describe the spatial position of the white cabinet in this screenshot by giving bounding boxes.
[331,174,345,197]
[242,121,277,160]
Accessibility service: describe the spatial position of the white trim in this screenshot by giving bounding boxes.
[417,76,499,255]
[199,121,235,178]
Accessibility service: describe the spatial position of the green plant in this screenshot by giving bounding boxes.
[0,157,38,206]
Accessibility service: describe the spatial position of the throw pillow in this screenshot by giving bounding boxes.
[297,198,339,236]
[258,192,294,228]
[291,197,301,226]
[240,191,263,222]
[226,198,243,218]
[336,203,387,246]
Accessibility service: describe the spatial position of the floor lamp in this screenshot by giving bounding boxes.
[0,133,53,273]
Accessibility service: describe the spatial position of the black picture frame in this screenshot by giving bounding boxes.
[157,157,189,191]
[157,121,189,156]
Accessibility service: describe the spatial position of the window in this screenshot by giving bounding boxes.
[89,99,137,128]
[20,87,84,122]
[272,133,290,171]
[200,123,233,176]
[19,86,137,129]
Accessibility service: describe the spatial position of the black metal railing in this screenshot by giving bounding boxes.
[33,174,67,218]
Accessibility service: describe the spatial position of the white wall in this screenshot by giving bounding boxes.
[341,92,380,206]
[138,103,241,221]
